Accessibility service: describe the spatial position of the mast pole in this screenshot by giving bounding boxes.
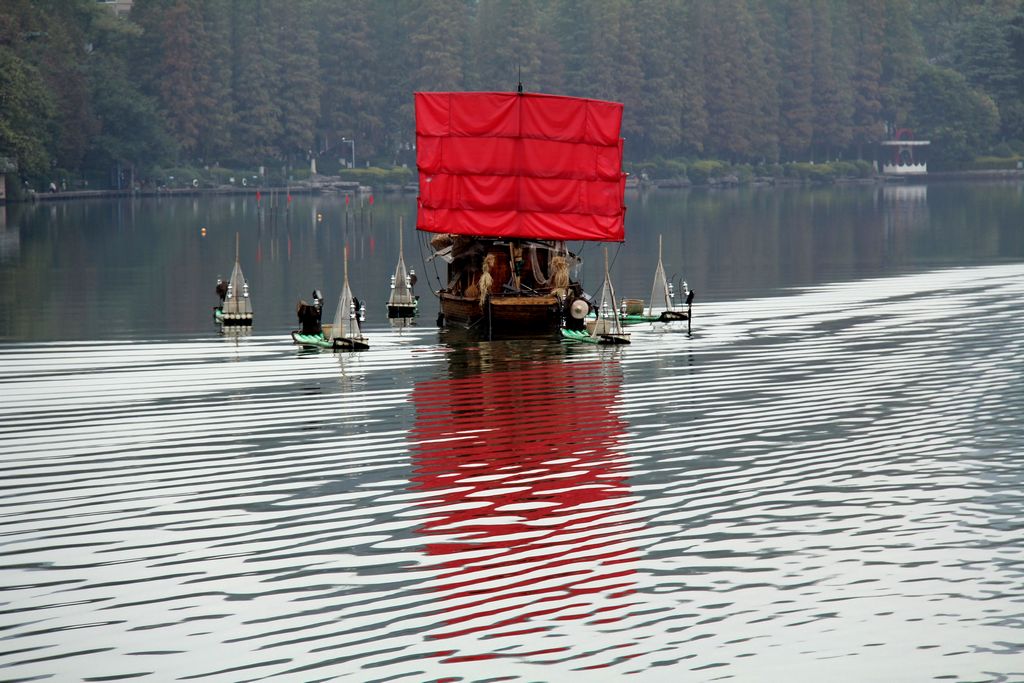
[660,233,670,307]
[509,241,519,291]
[605,247,622,334]
[235,232,240,264]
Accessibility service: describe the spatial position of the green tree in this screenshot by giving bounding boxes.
[192,0,234,163]
[614,0,650,154]
[273,0,320,162]
[230,0,281,162]
[317,0,388,164]
[847,0,886,157]
[158,0,203,153]
[908,65,999,165]
[30,1,100,172]
[635,0,685,156]
[471,0,540,90]
[778,0,815,160]
[533,0,567,94]
[4,0,1023,184]
[703,0,776,161]
[582,0,620,102]
[85,48,175,184]
[880,0,923,129]
[0,47,56,178]
[953,7,1018,103]
[1004,7,1024,140]
[543,0,589,96]
[953,6,1021,140]
[810,0,853,160]
[747,0,781,162]
[674,0,708,156]
[910,0,972,67]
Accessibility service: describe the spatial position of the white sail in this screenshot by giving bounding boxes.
[388,252,415,307]
[388,224,416,308]
[591,248,626,339]
[332,246,365,344]
[332,281,360,339]
[222,234,252,319]
[647,234,673,316]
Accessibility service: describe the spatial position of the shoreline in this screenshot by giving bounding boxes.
[3,169,1021,205]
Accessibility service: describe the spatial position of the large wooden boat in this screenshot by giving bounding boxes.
[415,90,626,337]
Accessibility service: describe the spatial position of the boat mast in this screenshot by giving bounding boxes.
[514,66,522,291]
[658,233,670,308]
[661,234,672,308]
[605,248,623,334]
[335,244,355,340]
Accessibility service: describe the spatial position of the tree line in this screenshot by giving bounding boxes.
[2,0,1023,188]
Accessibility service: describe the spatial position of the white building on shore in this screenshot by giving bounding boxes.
[880,132,930,176]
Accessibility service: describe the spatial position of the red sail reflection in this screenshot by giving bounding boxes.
[411,356,641,667]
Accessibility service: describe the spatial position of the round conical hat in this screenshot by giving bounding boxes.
[570,299,589,320]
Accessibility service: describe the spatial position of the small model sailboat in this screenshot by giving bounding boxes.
[562,248,630,345]
[386,216,418,318]
[215,232,253,327]
[645,234,688,323]
[609,234,692,330]
[290,249,368,351]
[330,246,369,351]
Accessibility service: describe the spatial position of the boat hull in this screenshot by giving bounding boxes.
[439,291,563,335]
[291,330,369,351]
[619,310,689,325]
[214,307,253,326]
[387,303,418,318]
[333,337,370,351]
[560,328,631,345]
[291,331,331,348]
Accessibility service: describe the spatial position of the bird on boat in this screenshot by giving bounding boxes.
[352,297,363,328]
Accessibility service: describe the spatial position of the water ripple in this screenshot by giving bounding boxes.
[1,265,1022,681]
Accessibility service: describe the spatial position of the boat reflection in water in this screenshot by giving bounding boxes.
[410,345,643,671]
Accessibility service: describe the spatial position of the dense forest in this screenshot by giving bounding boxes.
[2,0,1024,190]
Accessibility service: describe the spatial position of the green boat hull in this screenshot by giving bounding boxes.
[617,310,688,325]
[214,306,253,326]
[560,328,630,345]
[291,331,370,351]
[291,331,332,348]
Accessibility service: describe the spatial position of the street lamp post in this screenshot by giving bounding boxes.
[341,137,355,169]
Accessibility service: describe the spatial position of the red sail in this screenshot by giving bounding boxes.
[415,92,626,242]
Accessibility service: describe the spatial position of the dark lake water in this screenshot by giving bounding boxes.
[1,182,1023,681]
